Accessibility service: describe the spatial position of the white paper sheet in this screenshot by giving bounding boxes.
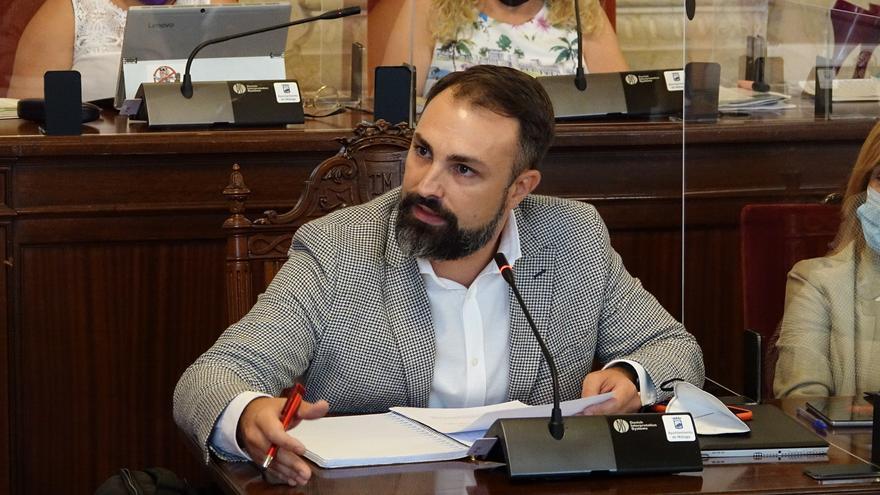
[391,393,614,434]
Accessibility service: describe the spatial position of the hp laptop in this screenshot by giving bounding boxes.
[115,2,291,107]
[699,405,828,458]
[538,68,684,120]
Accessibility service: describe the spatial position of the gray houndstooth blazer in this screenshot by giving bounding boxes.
[174,189,704,461]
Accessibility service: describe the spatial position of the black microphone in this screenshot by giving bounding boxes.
[494,253,564,440]
[180,6,361,98]
[572,0,587,91]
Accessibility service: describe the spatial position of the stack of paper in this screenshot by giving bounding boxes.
[0,98,19,120]
[800,78,880,102]
[718,87,793,112]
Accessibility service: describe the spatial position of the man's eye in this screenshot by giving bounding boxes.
[455,164,474,176]
[415,145,430,157]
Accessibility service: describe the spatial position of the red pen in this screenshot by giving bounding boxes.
[261,383,305,469]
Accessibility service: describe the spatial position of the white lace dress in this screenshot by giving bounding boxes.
[70,0,209,101]
[70,0,126,101]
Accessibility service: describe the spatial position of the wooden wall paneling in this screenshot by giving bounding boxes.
[6,151,338,495]
[682,226,742,391]
[16,240,226,495]
[0,157,12,495]
[0,221,9,495]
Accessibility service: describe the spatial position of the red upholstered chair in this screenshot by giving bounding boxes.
[740,202,841,400]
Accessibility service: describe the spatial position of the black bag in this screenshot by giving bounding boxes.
[94,467,197,495]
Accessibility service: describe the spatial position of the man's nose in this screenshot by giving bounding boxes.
[412,162,445,198]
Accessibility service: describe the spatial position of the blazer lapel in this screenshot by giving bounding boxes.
[384,206,436,407]
[506,208,557,403]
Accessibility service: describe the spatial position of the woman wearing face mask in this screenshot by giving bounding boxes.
[376,0,627,95]
[8,0,231,102]
[774,122,880,398]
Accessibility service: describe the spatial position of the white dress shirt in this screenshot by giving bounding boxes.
[419,211,522,408]
[209,211,656,459]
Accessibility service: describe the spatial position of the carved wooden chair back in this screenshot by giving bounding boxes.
[223,120,413,325]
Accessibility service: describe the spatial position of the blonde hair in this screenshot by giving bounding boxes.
[430,0,605,44]
[832,121,880,253]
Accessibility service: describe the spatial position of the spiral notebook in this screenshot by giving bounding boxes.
[291,395,611,468]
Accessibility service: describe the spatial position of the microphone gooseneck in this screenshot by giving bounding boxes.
[493,253,564,440]
[573,0,587,91]
[180,6,361,98]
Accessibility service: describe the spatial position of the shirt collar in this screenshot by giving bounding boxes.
[417,210,522,279]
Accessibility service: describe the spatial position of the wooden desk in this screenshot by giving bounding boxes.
[0,106,875,495]
[204,399,879,495]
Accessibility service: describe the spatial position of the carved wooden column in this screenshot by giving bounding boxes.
[223,164,253,326]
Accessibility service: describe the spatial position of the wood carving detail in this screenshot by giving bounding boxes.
[223,119,412,325]
[248,234,293,257]
[223,163,252,229]
[256,120,411,226]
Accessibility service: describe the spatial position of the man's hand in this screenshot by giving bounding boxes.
[580,366,641,414]
[237,396,330,486]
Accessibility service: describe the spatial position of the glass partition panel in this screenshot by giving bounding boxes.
[240,0,368,104]
[683,0,879,400]
[611,0,689,348]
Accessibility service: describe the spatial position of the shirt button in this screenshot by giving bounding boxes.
[471,358,479,366]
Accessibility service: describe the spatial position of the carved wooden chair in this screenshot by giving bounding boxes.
[223,120,414,325]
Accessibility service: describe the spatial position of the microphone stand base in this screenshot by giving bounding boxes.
[482,415,702,479]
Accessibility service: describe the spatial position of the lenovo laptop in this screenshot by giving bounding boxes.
[699,404,828,458]
[115,2,291,107]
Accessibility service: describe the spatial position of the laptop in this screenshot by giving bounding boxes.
[807,396,874,427]
[115,2,291,107]
[537,68,684,120]
[699,404,829,458]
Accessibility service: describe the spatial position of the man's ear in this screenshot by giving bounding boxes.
[506,169,542,209]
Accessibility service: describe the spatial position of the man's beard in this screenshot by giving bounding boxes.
[395,192,507,260]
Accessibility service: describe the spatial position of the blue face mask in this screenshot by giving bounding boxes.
[857,186,880,253]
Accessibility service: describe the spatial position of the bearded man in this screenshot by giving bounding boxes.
[174,65,704,487]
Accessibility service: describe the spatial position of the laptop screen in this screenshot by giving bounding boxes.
[116,3,291,105]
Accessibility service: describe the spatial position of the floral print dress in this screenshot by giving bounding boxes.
[424,3,582,95]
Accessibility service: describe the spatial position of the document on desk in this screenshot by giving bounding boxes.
[292,393,613,468]
[718,87,793,112]
[0,98,18,119]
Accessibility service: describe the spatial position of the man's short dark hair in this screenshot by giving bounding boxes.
[424,65,555,176]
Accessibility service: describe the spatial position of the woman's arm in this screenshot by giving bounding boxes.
[773,264,834,397]
[8,0,76,99]
[582,6,628,73]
